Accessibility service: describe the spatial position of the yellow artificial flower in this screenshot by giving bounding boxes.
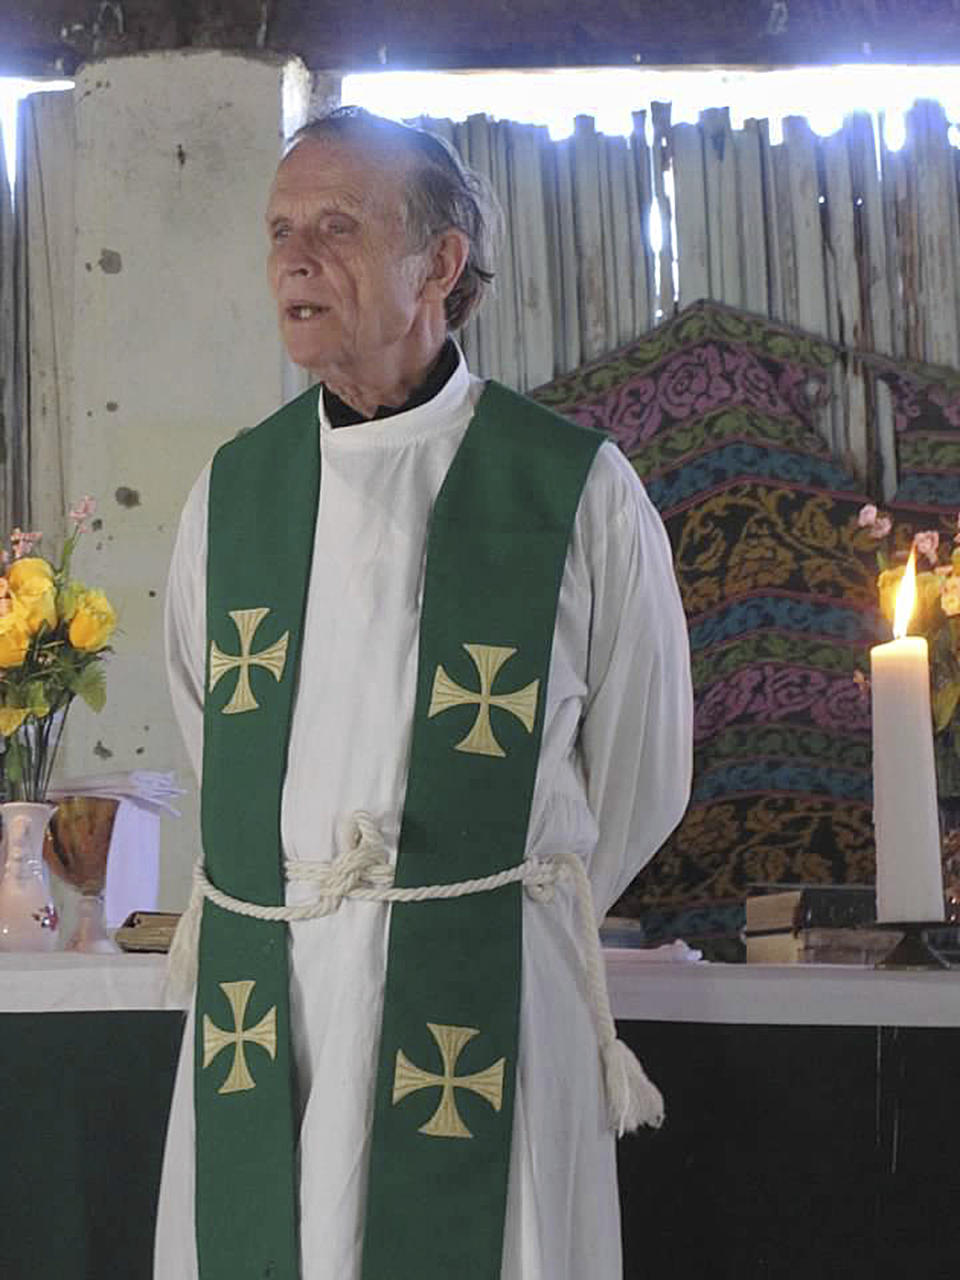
[0,706,27,735]
[7,557,54,592]
[68,589,116,652]
[942,574,960,618]
[10,572,57,634]
[0,601,31,668]
[7,557,56,635]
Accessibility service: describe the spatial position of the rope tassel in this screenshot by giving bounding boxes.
[553,850,666,1135]
[600,1037,665,1135]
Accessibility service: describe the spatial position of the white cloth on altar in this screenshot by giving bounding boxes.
[155,353,693,1280]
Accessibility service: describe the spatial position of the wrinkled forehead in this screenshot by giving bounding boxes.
[268,135,413,221]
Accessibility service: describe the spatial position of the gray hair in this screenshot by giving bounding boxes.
[286,107,502,331]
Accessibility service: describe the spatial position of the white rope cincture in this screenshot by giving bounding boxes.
[165,811,663,1135]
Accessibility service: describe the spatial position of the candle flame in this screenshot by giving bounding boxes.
[893,549,918,639]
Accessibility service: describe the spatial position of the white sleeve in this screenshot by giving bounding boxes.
[577,443,693,917]
[163,462,210,785]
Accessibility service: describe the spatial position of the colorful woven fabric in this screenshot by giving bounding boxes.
[883,359,960,515]
[534,301,882,912]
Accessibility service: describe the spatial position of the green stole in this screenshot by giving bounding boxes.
[196,380,602,1279]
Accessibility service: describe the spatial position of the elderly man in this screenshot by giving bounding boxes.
[156,107,692,1280]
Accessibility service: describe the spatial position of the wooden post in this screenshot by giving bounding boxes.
[491,119,521,387]
[629,110,654,335]
[463,113,498,380]
[757,118,784,322]
[597,133,619,350]
[571,114,607,362]
[672,120,709,308]
[539,130,565,379]
[449,119,480,374]
[849,111,898,498]
[606,135,635,347]
[650,101,676,320]
[0,102,18,533]
[18,91,76,547]
[772,142,799,327]
[889,133,922,362]
[554,136,581,372]
[508,122,553,388]
[735,118,769,317]
[782,115,829,339]
[879,114,906,362]
[823,126,867,479]
[701,106,741,308]
[907,100,960,368]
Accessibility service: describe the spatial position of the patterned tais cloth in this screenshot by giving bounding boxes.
[885,359,960,514]
[534,302,886,929]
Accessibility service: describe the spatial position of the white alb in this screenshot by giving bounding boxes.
[156,353,693,1280]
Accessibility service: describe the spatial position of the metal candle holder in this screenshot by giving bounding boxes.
[874,921,950,969]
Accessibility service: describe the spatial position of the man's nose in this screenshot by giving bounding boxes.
[277,234,320,278]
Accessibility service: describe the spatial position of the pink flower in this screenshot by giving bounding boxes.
[870,515,892,539]
[858,504,878,528]
[913,529,940,566]
[10,528,42,559]
[69,495,97,531]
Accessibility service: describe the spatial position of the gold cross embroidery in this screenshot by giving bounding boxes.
[202,980,278,1095]
[209,607,289,715]
[427,643,539,758]
[392,1022,505,1140]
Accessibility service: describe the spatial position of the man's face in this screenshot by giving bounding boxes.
[266,136,430,376]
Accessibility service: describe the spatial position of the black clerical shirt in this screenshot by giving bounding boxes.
[323,339,459,428]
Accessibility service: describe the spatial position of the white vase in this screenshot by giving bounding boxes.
[0,802,60,951]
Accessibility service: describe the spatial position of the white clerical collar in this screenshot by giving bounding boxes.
[317,342,475,450]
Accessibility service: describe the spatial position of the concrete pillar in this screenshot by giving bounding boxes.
[64,51,311,910]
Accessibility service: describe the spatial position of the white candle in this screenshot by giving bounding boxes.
[871,551,945,923]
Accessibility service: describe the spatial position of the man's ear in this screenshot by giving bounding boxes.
[420,229,470,303]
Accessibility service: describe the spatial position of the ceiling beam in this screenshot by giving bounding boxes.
[2,1,960,76]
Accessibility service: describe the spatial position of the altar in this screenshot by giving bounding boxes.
[1,953,957,1279]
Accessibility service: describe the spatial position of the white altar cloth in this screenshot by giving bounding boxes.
[1,950,958,1027]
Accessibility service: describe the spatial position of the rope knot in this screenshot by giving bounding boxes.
[291,811,394,913]
[523,858,561,903]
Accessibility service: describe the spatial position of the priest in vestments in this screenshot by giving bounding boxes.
[156,107,693,1280]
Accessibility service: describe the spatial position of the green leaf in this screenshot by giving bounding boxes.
[68,663,106,713]
[57,580,85,622]
[58,529,80,582]
[933,681,960,733]
[5,741,23,785]
[22,682,50,717]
